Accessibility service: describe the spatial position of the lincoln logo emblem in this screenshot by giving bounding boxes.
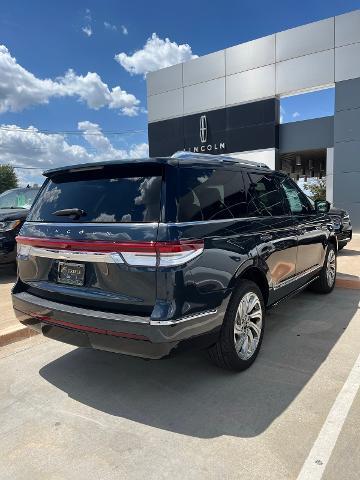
[199,115,207,143]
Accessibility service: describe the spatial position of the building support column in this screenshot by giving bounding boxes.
[333,78,360,231]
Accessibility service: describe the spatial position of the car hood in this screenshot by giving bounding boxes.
[0,208,29,221]
[329,207,346,217]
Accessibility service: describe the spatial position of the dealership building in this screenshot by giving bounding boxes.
[146,9,360,230]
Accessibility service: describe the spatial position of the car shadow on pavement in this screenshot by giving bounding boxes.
[338,249,359,257]
[40,288,359,439]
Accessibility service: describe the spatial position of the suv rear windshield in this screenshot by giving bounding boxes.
[28,165,163,223]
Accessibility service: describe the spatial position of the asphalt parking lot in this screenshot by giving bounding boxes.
[1,280,360,479]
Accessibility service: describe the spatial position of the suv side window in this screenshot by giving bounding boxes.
[246,173,286,217]
[177,167,247,221]
[279,176,314,215]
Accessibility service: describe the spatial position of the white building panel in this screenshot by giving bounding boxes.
[226,64,275,105]
[183,50,225,87]
[276,50,334,96]
[147,89,183,122]
[335,43,360,82]
[225,35,275,75]
[184,77,225,115]
[147,64,183,97]
[335,10,360,47]
[230,149,276,169]
[276,17,334,62]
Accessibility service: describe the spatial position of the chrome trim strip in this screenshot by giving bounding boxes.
[16,290,218,327]
[26,219,259,228]
[273,265,321,290]
[25,218,293,228]
[26,246,124,264]
[150,309,218,326]
[15,292,149,324]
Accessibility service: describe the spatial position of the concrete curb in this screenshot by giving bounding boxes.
[336,273,360,290]
[0,324,38,348]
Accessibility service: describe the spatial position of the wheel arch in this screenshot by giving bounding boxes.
[328,234,338,253]
[231,266,270,306]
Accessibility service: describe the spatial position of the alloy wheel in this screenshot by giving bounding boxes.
[234,292,263,360]
[326,249,336,287]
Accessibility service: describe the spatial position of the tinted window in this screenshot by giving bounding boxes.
[28,165,162,223]
[0,188,39,209]
[177,168,247,221]
[246,173,286,217]
[279,176,313,214]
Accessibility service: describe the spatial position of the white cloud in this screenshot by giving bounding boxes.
[82,25,93,37]
[0,122,149,185]
[84,8,92,22]
[114,33,197,76]
[292,111,300,118]
[280,105,285,124]
[121,25,128,35]
[104,21,117,31]
[0,45,140,115]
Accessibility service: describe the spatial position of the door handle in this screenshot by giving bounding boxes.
[260,234,273,242]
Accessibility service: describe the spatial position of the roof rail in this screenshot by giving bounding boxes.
[171,151,271,169]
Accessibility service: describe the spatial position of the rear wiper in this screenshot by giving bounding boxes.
[52,208,86,219]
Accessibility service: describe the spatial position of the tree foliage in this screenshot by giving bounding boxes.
[0,165,19,194]
[304,178,326,202]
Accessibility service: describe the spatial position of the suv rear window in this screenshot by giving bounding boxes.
[177,167,247,221]
[28,165,162,223]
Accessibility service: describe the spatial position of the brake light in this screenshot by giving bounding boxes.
[157,240,204,266]
[121,240,204,267]
[16,237,204,267]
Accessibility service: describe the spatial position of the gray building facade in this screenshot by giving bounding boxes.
[146,10,360,230]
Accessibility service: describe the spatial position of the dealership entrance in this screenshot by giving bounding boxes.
[146,10,360,229]
[280,149,326,181]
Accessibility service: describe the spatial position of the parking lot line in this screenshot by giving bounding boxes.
[297,351,360,480]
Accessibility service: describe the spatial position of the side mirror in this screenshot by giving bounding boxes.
[315,200,331,213]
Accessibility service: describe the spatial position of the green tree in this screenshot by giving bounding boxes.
[304,178,326,202]
[0,165,19,194]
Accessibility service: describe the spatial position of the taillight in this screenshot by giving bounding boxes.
[16,237,204,267]
[156,240,204,266]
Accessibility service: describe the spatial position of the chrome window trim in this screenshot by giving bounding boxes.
[24,217,294,229]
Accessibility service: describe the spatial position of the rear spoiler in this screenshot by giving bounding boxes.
[171,151,271,169]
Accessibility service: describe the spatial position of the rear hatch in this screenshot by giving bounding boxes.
[16,162,163,316]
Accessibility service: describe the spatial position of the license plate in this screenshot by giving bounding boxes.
[57,262,85,286]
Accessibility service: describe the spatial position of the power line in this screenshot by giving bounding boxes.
[0,125,147,136]
[12,166,43,170]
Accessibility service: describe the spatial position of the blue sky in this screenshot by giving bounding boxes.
[0,0,359,183]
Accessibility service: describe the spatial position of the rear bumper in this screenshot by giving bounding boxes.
[12,291,226,359]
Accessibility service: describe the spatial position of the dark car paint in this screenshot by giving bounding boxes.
[328,207,352,247]
[0,208,28,264]
[12,157,337,359]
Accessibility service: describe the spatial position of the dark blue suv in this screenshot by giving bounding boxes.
[12,153,337,371]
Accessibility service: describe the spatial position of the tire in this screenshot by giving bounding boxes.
[338,241,347,251]
[309,244,337,294]
[207,280,265,371]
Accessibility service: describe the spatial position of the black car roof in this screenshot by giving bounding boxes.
[43,153,272,178]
